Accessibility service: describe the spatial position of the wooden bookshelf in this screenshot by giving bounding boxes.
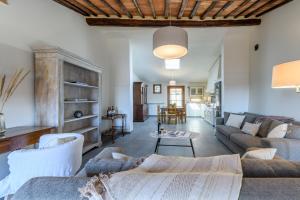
[34,47,103,154]
[64,81,99,89]
[64,101,98,104]
[64,114,98,123]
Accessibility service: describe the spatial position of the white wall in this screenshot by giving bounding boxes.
[0,0,112,127]
[0,44,34,128]
[106,37,133,131]
[221,28,254,114]
[0,0,112,180]
[249,0,300,120]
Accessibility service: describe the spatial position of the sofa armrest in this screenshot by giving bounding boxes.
[215,117,224,125]
[261,138,300,161]
[12,177,89,200]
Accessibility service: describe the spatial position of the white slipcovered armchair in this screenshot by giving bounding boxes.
[0,133,84,198]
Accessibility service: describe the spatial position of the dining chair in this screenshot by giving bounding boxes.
[178,108,187,123]
[157,105,162,123]
[166,106,177,124]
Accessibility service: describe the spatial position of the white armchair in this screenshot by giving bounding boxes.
[0,133,84,197]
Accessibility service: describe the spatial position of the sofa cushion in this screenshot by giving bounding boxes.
[255,118,273,138]
[242,112,262,127]
[224,112,244,124]
[85,158,137,176]
[241,122,261,136]
[240,178,300,200]
[241,148,277,160]
[230,134,263,150]
[242,159,300,178]
[267,123,288,138]
[266,116,294,123]
[268,119,284,132]
[225,114,245,128]
[13,177,89,200]
[286,124,300,139]
[216,125,243,138]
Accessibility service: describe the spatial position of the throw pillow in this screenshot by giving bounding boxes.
[225,114,245,129]
[285,124,300,139]
[255,118,273,138]
[242,122,261,136]
[42,136,76,148]
[267,124,288,138]
[241,148,277,160]
[85,158,137,176]
[112,152,132,161]
[112,152,145,166]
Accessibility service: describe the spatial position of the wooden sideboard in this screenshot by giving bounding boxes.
[0,126,54,153]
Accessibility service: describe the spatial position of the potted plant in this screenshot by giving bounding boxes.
[0,69,30,135]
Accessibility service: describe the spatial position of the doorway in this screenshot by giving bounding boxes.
[167,86,185,108]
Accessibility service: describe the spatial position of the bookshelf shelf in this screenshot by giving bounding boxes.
[34,48,103,154]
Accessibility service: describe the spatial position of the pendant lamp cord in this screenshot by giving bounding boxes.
[169,1,171,26]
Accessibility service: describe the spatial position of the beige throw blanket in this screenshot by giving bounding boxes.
[80,154,243,200]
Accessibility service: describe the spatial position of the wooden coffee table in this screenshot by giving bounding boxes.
[150,130,195,157]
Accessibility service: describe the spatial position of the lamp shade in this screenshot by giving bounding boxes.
[272,60,300,89]
[153,26,188,59]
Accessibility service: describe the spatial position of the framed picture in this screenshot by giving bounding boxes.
[153,84,162,94]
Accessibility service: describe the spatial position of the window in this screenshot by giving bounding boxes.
[167,86,185,108]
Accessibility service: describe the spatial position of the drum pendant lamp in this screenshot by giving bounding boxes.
[153,26,188,59]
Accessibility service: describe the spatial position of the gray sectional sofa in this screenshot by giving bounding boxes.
[12,147,300,200]
[216,112,300,161]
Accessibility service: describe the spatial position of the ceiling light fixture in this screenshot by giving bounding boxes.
[169,80,176,86]
[165,59,180,70]
[153,26,188,59]
[152,5,188,59]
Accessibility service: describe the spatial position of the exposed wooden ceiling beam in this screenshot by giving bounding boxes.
[147,0,156,19]
[83,0,109,16]
[164,0,170,19]
[234,0,260,18]
[245,0,274,18]
[64,0,97,16]
[256,0,293,17]
[200,0,217,20]
[224,0,251,18]
[86,18,261,27]
[132,0,145,18]
[213,0,234,19]
[54,0,90,16]
[189,0,201,19]
[115,0,133,18]
[99,0,122,17]
[177,0,188,19]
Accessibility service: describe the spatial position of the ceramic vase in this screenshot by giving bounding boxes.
[0,113,6,135]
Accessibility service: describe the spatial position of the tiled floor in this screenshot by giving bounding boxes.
[83,117,231,165]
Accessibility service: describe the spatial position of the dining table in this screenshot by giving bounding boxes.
[159,106,186,124]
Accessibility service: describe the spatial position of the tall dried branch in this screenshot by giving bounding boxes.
[0,69,30,112]
[0,75,5,98]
